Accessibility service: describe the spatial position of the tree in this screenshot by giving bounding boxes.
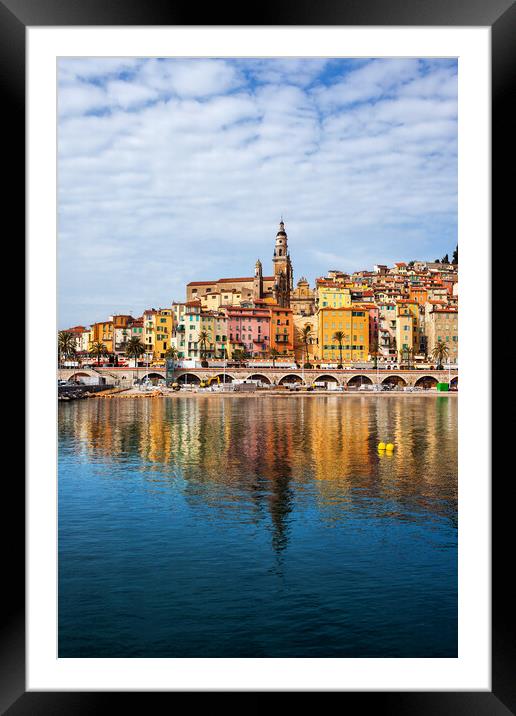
[431,340,450,370]
[232,348,250,364]
[452,245,458,264]
[299,324,313,367]
[58,331,77,367]
[407,347,414,370]
[434,258,440,263]
[124,337,146,365]
[333,330,345,368]
[369,336,380,369]
[398,346,413,367]
[269,347,280,367]
[89,341,108,366]
[198,330,209,367]
[164,346,178,361]
[442,253,449,264]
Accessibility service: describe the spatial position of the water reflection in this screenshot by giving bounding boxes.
[59,396,457,552]
[59,395,457,657]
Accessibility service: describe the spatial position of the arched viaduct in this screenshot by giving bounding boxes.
[58,366,458,389]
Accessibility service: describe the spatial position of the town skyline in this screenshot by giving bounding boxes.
[58,224,457,331]
[59,218,458,374]
[59,57,457,328]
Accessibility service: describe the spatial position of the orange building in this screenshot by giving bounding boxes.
[268,305,294,355]
[409,286,428,305]
[89,320,113,353]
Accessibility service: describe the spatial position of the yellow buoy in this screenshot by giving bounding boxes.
[385,443,394,451]
[378,442,386,450]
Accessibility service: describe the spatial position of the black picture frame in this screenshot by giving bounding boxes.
[8,0,509,709]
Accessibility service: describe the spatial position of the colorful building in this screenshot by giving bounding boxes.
[143,308,173,360]
[424,304,458,363]
[395,299,420,361]
[293,314,319,364]
[316,280,352,310]
[89,320,113,354]
[225,305,270,357]
[318,307,369,363]
[111,314,133,355]
[268,305,294,355]
[200,311,228,359]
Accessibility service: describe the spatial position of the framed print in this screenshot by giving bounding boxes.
[6,0,512,709]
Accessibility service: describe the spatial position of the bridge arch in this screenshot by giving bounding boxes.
[313,374,339,386]
[450,376,458,389]
[176,373,201,385]
[346,374,373,387]
[68,371,94,383]
[141,372,166,385]
[247,373,271,385]
[209,373,235,384]
[278,373,303,385]
[381,375,407,387]
[414,375,438,389]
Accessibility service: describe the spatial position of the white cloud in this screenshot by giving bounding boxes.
[106,80,158,108]
[314,59,420,108]
[139,58,243,97]
[58,58,457,328]
[58,83,109,117]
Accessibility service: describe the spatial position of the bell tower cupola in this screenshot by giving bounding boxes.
[272,219,293,307]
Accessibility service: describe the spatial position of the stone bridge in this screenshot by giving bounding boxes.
[58,366,458,389]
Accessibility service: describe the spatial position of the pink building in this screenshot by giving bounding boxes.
[224,305,271,357]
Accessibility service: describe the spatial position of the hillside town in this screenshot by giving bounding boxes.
[58,221,458,370]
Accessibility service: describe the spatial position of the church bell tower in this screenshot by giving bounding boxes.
[272,220,293,307]
[253,258,263,300]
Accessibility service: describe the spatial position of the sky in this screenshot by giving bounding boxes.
[58,57,457,328]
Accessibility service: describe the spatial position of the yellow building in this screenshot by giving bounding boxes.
[316,281,352,310]
[200,311,228,359]
[143,308,173,360]
[199,290,243,311]
[318,307,369,363]
[395,299,420,360]
[89,320,113,353]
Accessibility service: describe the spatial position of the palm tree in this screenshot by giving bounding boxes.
[232,349,244,364]
[124,337,146,385]
[89,341,108,366]
[164,346,178,361]
[369,336,379,369]
[198,330,209,367]
[432,340,449,370]
[407,347,415,370]
[299,325,313,367]
[125,337,145,366]
[333,330,345,368]
[163,346,178,386]
[58,331,77,368]
[398,346,412,368]
[269,347,280,368]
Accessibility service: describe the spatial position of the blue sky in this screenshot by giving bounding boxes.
[58,57,457,328]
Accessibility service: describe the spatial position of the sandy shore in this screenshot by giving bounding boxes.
[93,387,457,399]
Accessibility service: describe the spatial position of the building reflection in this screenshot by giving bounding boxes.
[59,395,458,550]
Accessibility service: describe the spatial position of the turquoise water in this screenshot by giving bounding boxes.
[58,395,457,657]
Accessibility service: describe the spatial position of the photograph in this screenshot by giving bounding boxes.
[56,56,460,659]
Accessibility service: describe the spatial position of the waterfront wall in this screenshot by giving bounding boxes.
[58,366,458,389]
